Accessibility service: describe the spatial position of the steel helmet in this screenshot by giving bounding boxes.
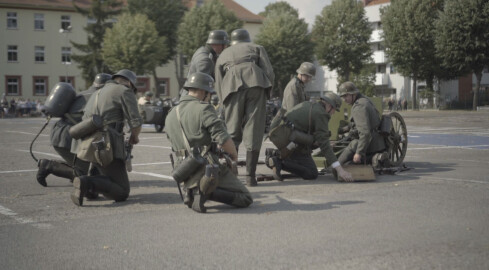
[92,73,112,88]
[144,91,153,97]
[183,72,215,93]
[319,95,336,111]
[112,69,137,89]
[296,62,316,77]
[206,30,229,45]
[323,91,342,111]
[338,81,360,96]
[230,29,251,45]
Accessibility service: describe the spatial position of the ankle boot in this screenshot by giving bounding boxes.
[209,188,236,205]
[191,188,207,213]
[246,151,260,187]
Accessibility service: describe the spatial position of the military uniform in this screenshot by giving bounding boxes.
[282,77,307,111]
[79,80,142,202]
[215,41,274,186]
[37,85,101,187]
[180,45,218,97]
[269,101,338,180]
[338,94,385,164]
[165,95,252,208]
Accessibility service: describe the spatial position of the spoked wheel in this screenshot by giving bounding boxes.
[387,112,408,166]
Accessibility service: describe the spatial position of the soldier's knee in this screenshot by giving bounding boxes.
[303,171,318,180]
[234,193,253,208]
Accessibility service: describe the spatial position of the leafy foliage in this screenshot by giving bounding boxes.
[71,0,122,87]
[255,11,314,97]
[351,62,376,97]
[435,0,489,109]
[102,13,168,75]
[127,0,186,64]
[311,0,371,81]
[258,1,299,18]
[177,0,243,57]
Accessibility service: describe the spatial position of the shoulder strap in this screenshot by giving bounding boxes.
[308,102,313,134]
[175,105,192,153]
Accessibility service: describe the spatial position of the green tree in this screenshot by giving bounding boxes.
[381,0,444,110]
[71,0,122,87]
[127,0,186,63]
[102,13,168,76]
[255,11,314,98]
[311,0,372,82]
[435,0,489,110]
[258,1,299,18]
[351,61,376,97]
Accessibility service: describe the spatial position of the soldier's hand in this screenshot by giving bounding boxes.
[129,135,139,145]
[337,167,354,182]
[353,153,362,163]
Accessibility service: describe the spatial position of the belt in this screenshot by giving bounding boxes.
[107,122,124,132]
[224,55,259,71]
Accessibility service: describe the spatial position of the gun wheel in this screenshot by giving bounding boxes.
[387,112,408,166]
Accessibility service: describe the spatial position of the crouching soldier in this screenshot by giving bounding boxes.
[266,92,353,182]
[165,72,253,213]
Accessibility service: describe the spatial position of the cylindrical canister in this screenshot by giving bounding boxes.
[69,115,104,139]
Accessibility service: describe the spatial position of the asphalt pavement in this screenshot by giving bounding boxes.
[0,110,488,269]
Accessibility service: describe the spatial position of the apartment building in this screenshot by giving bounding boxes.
[0,0,263,101]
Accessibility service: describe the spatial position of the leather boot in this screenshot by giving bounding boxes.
[71,176,90,206]
[191,188,207,213]
[37,159,75,187]
[270,156,283,181]
[209,188,236,205]
[183,187,193,209]
[36,159,52,187]
[246,151,260,187]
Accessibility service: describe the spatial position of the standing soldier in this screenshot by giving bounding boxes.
[180,30,229,97]
[165,72,252,213]
[266,93,353,182]
[71,69,142,206]
[282,62,316,111]
[337,81,386,166]
[36,73,111,187]
[215,28,275,187]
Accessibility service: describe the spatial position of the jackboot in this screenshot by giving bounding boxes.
[245,151,260,187]
[270,156,283,181]
[191,188,207,213]
[71,176,90,206]
[209,188,236,205]
[37,159,74,187]
[183,187,193,209]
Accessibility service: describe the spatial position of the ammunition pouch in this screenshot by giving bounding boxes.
[69,115,104,140]
[76,129,113,167]
[378,115,392,137]
[199,164,220,195]
[289,130,314,146]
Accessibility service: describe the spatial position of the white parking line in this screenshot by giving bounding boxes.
[5,131,49,136]
[0,204,52,229]
[423,176,488,184]
[130,171,174,180]
[18,150,61,158]
[136,144,171,149]
[408,145,489,150]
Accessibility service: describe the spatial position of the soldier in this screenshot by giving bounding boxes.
[180,30,229,97]
[266,93,353,182]
[165,72,253,213]
[337,81,386,166]
[71,69,143,206]
[138,91,153,105]
[36,73,111,188]
[215,28,275,187]
[282,62,315,111]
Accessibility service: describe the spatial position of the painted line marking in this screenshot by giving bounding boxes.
[0,169,37,174]
[136,144,171,149]
[5,131,49,136]
[0,204,52,229]
[18,150,61,158]
[408,145,489,150]
[423,176,488,185]
[287,198,314,204]
[130,171,174,180]
[132,161,171,166]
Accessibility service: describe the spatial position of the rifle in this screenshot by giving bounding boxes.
[125,139,133,172]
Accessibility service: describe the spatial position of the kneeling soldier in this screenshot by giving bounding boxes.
[266,92,353,182]
[165,72,253,213]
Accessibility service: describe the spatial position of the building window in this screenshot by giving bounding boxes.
[59,76,75,88]
[35,46,45,62]
[62,47,71,63]
[378,43,385,51]
[34,13,44,30]
[390,64,396,74]
[156,78,170,96]
[136,77,150,93]
[8,45,18,62]
[61,15,71,31]
[377,64,386,74]
[7,12,17,29]
[33,77,48,96]
[5,76,21,95]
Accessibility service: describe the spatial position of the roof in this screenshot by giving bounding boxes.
[366,0,390,6]
[0,0,263,23]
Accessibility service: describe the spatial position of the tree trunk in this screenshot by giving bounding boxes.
[174,54,186,90]
[152,69,159,97]
[412,77,418,110]
[474,72,482,111]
